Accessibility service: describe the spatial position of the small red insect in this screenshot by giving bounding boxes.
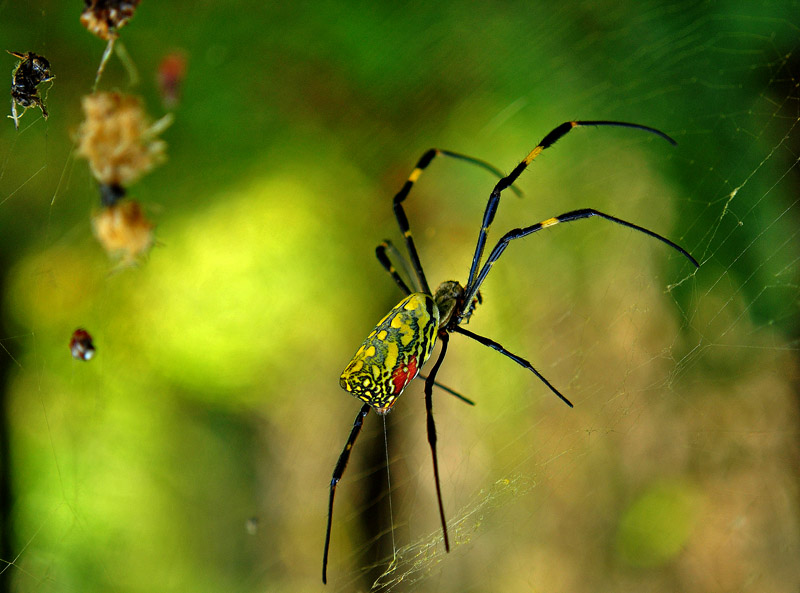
[157,52,187,109]
[70,329,96,361]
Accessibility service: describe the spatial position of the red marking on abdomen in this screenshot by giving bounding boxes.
[390,355,418,395]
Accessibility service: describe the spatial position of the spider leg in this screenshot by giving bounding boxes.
[376,241,413,295]
[423,332,451,552]
[392,149,523,295]
[465,208,698,308]
[323,403,371,584]
[418,372,475,406]
[452,326,573,407]
[464,121,676,296]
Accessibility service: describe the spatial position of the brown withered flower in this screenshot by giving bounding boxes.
[92,199,155,265]
[81,0,140,41]
[76,92,169,190]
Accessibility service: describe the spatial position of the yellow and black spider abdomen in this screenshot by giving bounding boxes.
[340,292,439,414]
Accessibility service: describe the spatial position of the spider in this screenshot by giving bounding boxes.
[8,51,53,130]
[322,120,700,583]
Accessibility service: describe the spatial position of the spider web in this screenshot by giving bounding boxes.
[0,2,798,593]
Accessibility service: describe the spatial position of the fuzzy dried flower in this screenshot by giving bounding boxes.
[76,92,169,188]
[92,199,155,265]
[81,0,140,41]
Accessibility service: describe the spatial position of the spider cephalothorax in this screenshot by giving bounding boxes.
[433,280,467,327]
[323,121,699,584]
[434,281,483,328]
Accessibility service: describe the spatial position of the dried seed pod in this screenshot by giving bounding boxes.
[92,199,155,264]
[81,0,140,41]
[76,92,169,188]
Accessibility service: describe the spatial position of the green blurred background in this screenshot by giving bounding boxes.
[0,1,798,592]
